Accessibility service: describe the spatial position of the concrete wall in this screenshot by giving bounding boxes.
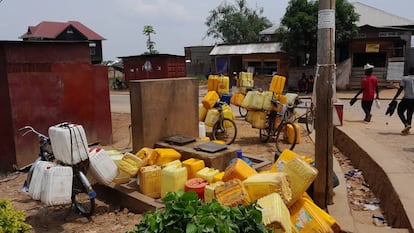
[129,78,199,152]
[0,41,112,173]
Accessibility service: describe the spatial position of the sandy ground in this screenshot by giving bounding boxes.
[0,112,385,232]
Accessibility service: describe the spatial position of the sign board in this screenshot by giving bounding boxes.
[386,61,404,81]
[365,44,380,53]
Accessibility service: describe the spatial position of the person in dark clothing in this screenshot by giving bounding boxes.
[307,75,314,93]
[297,73,307,93]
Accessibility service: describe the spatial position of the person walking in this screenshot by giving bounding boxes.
[389,68,414,135]
[351,63,379,122]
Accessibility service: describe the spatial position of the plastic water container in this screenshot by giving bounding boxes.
[204,108,219,127]
[29,161,55,200]
[149,148,181,166]
[136,147,154,160]
[139,165,161,198]
[196,167,220,184]
[88,148,118,185]
[217,76,230,94]
[285,123,300,144]
[112,170,130,184]
[199,104,208,122]
[222,104,235,120]
[229,150,253,167]
[262,91,274,111]
[207,75,219,92]
[269,75,286,94]
[222,158,257,182]
[204,181,224,203]
[270,149,298,172]
[281,157,318,207]
[289,195,335,232]
[257,193,291,232]
[161,159,181,169]
[48,123,89,165]
[40,165,73,206]
[185,178,209,200]
[182,158,205,179]
[202,91,219,109]
[214,179,251,207]
[250,91,265,110]
[250,111,267,129]
[213,171,224,182]
[239,72,254,88]
[199,122,206,138]
[242,173,292,204]
[161,165,187,198]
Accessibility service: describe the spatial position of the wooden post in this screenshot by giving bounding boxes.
[314,0,335,208]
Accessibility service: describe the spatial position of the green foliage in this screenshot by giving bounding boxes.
[277,0,359,65]
[127,190,273,233]
[0,199,32,233]
[205,0,272,43]
[142,25,158,54]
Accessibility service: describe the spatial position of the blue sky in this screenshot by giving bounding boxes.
[0,0,412,61]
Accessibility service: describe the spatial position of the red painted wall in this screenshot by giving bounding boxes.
[122,54,186,85]
[0,41,112,173]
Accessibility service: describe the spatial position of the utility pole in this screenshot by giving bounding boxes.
[314,0,335,208]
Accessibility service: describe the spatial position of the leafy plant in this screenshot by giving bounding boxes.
[0,199,32,233]
[127,190,273,233]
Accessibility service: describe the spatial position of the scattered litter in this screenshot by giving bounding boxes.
[364,204,379,211]
[372,214,386,226]
[365,198,380,205]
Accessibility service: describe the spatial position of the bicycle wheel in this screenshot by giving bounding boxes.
[275,122,297,153]
[259,116,273,143]
[212,118,237,145]
[305,108,315,134]
[72,172,96,217]
[239,106,248,118]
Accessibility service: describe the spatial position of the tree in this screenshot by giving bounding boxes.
[142,25,159,54]
[205,0,272,44]
[276,0,359,65]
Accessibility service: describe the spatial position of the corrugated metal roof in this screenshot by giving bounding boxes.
[209,42,283,55]
[259,24,279,35]
[19,21,105,40]
[352,2,414,27]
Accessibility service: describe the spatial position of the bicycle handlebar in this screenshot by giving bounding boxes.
[18,126,48,139]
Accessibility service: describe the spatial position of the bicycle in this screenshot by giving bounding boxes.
[211,101,237,145]
[285,96,315,134]
[258,99,298,153]
[19,125,96,217]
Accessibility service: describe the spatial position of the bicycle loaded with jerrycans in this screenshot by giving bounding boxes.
[19,123,97,217]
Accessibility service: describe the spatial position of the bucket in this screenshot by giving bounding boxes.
[199,122,206,138]
[185,178,209,200]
